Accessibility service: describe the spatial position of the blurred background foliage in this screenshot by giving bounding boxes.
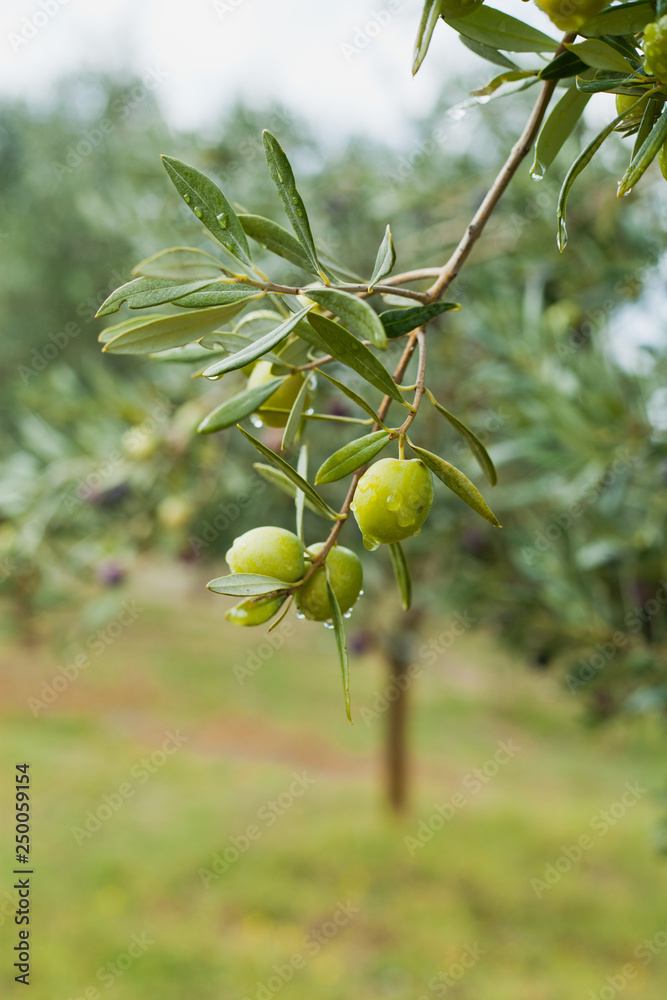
[3,66,667,999]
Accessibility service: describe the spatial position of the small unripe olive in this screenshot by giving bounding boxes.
[122,428,159,461]
[247,361,305,428]
[615,93,651,124]
[351,458,433,549]
[295,543,363,621]
[533,0,605,32]
[226,526,305,582]
[440,0,484,18]
[644,16,667,80]
[226,593,286,626]
[157,495,194,531]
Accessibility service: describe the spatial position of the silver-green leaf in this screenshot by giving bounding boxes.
[408,440,501,527]
[202,305,313,379]
[315,431,391,485]
[101,302,254,355]
[306,287,387,350]
[426,389,497,486]
[367,225,396,292]
[326,567,352,723]
[389,542,412,612]
[308,314,403,402]
[197,377,285,434]
[239,213,319,275]
[413,0,442,74]
[206,574,293,596]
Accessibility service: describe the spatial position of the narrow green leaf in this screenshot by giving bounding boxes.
[202,305,312,378]
[238,426,340,520]
[379,302,459,339]
[531,83,592,179]
[316,369,383,425]
[579,1,654,37]
[564,39,635,73]
[413,0,442,74]
[98,315,164,343]
[206,573,292,596]
[296,445,308,540]
[101,303,252,355]
[444,6,558,53]
[632,98,663,161]
[326,568,352,723]
[308,314,403,402]
[96,277,251,317]
[173,285,265,309]
[389,542,412,612]
[132,246,226,280]
[408,440,501,527]
[306,287,388,350]
[367,225,396,292]
[471,69,537,98]
[538,50,588,81]
[149,343,225,364]
[262,130,324,281]
[459,35,519,70]
[281,373,312,451]
[161,155,253,267]
[315,431,390,485]
[239,214,319,274]
[425,389,497,486]
[197,378,285,434]
[618,108,667,196]
[253,463,330,518]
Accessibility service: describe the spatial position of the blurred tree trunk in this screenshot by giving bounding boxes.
[383,608,422,814]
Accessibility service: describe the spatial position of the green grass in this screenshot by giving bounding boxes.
[2,581,667,999]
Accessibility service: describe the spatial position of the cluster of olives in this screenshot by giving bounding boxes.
[221,457,434,626]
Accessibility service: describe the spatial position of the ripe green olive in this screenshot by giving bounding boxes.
[533,0,605,32]
[226,526,305,582]
[295,543,363,621]
[440,0,484,18]
[644,16,667,81]
[247,361,305,428]
[226,594,286,626]
[615,93,651,125]
[351,458,433,549]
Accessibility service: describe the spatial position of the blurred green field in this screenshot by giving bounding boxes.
[2,569,667,1000]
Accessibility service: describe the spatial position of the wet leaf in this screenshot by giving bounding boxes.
[367,225,396,291]
[197,378,285,434]
[202,305,312,378]
[306,287,388,350]
[308,314,403,401]
[315,431,391,484]
[408,440,501,526]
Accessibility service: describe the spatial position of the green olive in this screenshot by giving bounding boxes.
[644,16,667,81]
[295,544,363,621]
[226,593,286,626]
[351,458,433,549]
[247,361,305,428]
[533,0,605,32]
[225,526,305,582]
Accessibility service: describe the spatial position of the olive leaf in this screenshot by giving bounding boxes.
[408,440,501,527]
[101,302,254,355]
[238,426,340,520]
[239,213,319,275]
[132,246,226,280]
[262,130,326,282]
[367,225,396,292]
[379,302,459,339]
[579,1,654,37]
[281,374,312,451]
[326,566,352,723]
[161,155,253,267]
[459,36,519,70]
[538,50,588,81]
[389,542,412,612]
[531,84,592,179]
[564,39,635,74]
[96,277,250,317]
[413,0,442,75]
[253,463,331,519]
[444,6,558,53]
[471,70,537,99]
[295,445,308,540]
[306,287,388,350]
[197,377,285,434]
[315,369,384,425]
[617,108,667,197]
[315,431,391,485]
[308,314,403,402]
[425,389,497,486]
[632,99,663,160]
[201,304,313,378]
[206,574,293,596]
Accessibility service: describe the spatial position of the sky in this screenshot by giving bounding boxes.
[0,0,560,145]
